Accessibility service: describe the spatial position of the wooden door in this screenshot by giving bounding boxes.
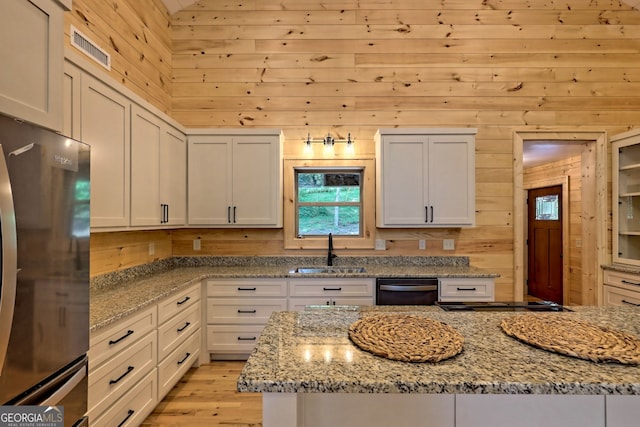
[527,185,563,303]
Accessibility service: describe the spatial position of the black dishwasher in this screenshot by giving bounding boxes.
[376,278,439,305]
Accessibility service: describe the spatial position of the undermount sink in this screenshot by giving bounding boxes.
[289,266,367,274]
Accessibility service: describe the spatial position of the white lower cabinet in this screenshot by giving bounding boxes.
[156,283,202,401]
[206,278,287,359]
[288,278,375,311]
[603,270,640,307]
[438,277,495,302]
[88,305,157,425]
[89,283,202,425]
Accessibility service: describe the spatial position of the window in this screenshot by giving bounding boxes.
[284,159,375,249]
[296,169,363,237]
[535,195,559,220]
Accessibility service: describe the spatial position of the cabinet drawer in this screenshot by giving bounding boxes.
[89,305,156,370]
[603,270,640,292]
[207,279,287,297]
[207,325,265,353]
[438,278,495,301]
[157,283,201,325]
[158,330,200,400]
[158,303,201,361]
[289,297,374,311]
[604,284,640,307]
[90,369,158,427]
[207,298,287,324]
[288,278,374,297]
[88,331,157,418]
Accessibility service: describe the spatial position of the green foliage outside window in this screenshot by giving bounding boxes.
[297,171,362,236]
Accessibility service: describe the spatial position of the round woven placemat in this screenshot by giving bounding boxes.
[348,314,464,363]
[500,314,640,365]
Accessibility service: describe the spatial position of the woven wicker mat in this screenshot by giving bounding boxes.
[500,314,640,365]
[348,314,464,363]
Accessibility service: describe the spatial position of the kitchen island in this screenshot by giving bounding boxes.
[237,306,640,427]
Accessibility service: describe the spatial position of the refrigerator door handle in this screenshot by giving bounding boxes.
[13,356,87,406]
[39,364,86,407]
[0,144,18,372]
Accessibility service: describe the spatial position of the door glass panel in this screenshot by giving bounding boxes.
[535,195,559,220]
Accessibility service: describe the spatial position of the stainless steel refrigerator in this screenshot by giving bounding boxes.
[0,112,90,427]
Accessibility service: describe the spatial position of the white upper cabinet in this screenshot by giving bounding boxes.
[188,132,283,227]
[611,129,640,267]
[0,0,68,131]
[375,128,476,228]
[81,74,131,229]
[131,106,186,227]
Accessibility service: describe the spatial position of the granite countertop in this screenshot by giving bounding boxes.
[90,256,496,332]
[237,306,640,395]
[602,263,640,275]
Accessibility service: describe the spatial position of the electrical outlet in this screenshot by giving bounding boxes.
[419,239,426,250]
[148,242,155,256]
[443,239,455,250]
[193,239,201,251]
[375,239,386,251]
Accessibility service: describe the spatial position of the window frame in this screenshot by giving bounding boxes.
[284,158,375,249]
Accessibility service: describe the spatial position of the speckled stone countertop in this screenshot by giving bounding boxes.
[237,306,640,395]
[90,256,496,332]
[602,263,640,275]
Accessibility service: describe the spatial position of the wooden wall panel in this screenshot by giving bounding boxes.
[64,0,173,115]
[161,0,640,300]
[86,0,640,299]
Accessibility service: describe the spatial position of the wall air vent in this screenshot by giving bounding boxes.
[70,25,111,71]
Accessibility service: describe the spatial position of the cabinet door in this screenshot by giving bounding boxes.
[378,135,428,225]
[428,135,475,226]
[188,136,232,225]
[232,136,281,225]
[63,62,81,139]
[130,105,161,226]
[81,75,131,228]
[0,0,64,131]
[161,126,187,226]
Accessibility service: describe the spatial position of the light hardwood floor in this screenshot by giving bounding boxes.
[141,361,262,426]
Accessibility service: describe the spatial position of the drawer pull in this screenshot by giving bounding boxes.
[108,330,134,346]
[238,336,257,341]
[237,287,257,291]
[117,409,134,427]
[621,299,640,307]
[177,352,191,365]
[177,322,191,332]
[621,279,640,286]
[109,366,134,385]
[456,287,477,291]
[177,296,191,305]
[323,287,342,291]
[238,309,257,314]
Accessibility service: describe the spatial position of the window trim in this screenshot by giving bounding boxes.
[284,158,375,249]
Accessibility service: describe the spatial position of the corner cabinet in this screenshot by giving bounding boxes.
[375,128,476,228]
[188,131,283,227]
[131,105,187,227]
[0,0,69,131]
[611,129,640,267]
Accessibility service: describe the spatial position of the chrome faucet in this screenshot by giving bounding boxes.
[327,233,337,266]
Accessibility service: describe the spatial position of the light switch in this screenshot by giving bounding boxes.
[443,239,455,250]
[419,240,426,250]
[193,239,201,251]
[148,242,155,256]
[375,239,386,250]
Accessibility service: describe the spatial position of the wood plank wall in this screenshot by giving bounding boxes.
[524,155,583,304]
[64,0,173,115]
[79,0,640,302]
